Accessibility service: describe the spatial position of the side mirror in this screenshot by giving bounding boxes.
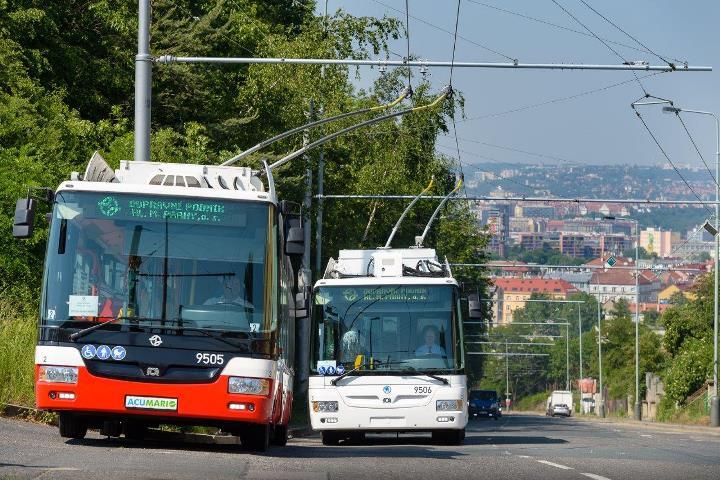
[285,221,304,256]
[294,291,309,319]
[13,198,36,238]
[467,293,484,320]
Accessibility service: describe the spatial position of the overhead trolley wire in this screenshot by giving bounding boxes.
[577,0,675,68]
[458,71,665,124]
[674,113,718,186]
[550,0,648,95]
[466,0,685,65]
[631,106,713,215]
[404,0,412,87]
[371,0,517,62]
[448,0,469,201]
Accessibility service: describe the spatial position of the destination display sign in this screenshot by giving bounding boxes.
[360,287,430,302]
[86,194,253,226]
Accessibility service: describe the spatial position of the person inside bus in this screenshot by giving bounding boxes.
[414,324,446,356]
[204,274,253,308]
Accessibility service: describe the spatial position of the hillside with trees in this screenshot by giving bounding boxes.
[0,0,490,405]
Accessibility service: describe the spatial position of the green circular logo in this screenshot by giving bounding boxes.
[98,196,120,217]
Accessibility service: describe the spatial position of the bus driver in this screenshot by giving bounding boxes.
[415,324,446,356]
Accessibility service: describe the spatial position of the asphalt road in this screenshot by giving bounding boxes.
[1,413,719,480]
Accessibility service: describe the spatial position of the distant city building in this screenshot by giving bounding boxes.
[588,268,660,304]
[491,278,579,326]
[478,203,511,256]
[515,205,556,219]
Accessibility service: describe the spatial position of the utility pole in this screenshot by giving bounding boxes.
[134,0,152,162]
[505,338,510,411]
[295,100,314,399]
[566,323,570,391]
[598,298,605,418]
[634,220,642,421]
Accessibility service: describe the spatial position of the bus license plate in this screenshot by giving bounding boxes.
[125,395,178,411]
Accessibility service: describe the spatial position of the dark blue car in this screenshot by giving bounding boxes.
[469,390,501,420]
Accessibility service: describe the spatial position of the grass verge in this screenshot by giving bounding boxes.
[0,299,36,407]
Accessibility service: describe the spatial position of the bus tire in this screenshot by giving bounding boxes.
[321,431,341,446]
[241,424,270,452]
[58,412,87,439]
[272,424,288,446]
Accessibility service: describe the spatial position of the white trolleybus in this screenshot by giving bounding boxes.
[13,153,305,451]
[308,178,469,445]
[310,248,467,445]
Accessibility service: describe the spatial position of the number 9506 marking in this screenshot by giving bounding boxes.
[414,386,432,394]
[196,353,225,365]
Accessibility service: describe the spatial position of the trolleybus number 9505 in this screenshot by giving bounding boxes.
[196,353,225,365]
[414,386,432,394]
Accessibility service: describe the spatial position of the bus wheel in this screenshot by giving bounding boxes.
[241,424,270,452]
[124,421,148,441]
[58,412,88,439]
[321,431,341,446]
[272,424,288,446]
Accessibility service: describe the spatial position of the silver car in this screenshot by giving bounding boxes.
[551,403,571,417]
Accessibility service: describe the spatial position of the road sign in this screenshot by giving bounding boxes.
[605,256,617,268]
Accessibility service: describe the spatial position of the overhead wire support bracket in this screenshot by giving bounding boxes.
[154,56,711,72]
[221,86,412,166]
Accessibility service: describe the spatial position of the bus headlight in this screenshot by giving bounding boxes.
[312,401,339,413]
[39,366,78,384]
[228,377,270,395]
[436,400,463,411]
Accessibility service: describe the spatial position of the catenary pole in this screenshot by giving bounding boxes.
[134,0,152,162]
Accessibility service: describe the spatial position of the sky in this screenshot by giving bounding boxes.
[314,0,719,174]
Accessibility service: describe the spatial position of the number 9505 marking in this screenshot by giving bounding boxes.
[196,353,225,365]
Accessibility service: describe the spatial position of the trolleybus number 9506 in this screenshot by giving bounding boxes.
[414,386,432,394]
[196,353,225,365]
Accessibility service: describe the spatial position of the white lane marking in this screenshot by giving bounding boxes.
[581,474,612,480]
[537,460,574,470]
[518,455,532,459]
[640,434,652,438]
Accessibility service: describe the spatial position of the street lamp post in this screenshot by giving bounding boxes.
[598,289,605,418]
[662,106,719,428]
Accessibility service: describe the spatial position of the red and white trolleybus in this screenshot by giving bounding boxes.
[14,154,305,451]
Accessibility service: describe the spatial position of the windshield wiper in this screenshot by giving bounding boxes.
[69,316,162,342]
[163,325,248,350]
[330,359,410,386]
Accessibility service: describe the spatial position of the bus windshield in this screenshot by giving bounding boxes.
[311,285,464,373]
[42,191,276,337]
